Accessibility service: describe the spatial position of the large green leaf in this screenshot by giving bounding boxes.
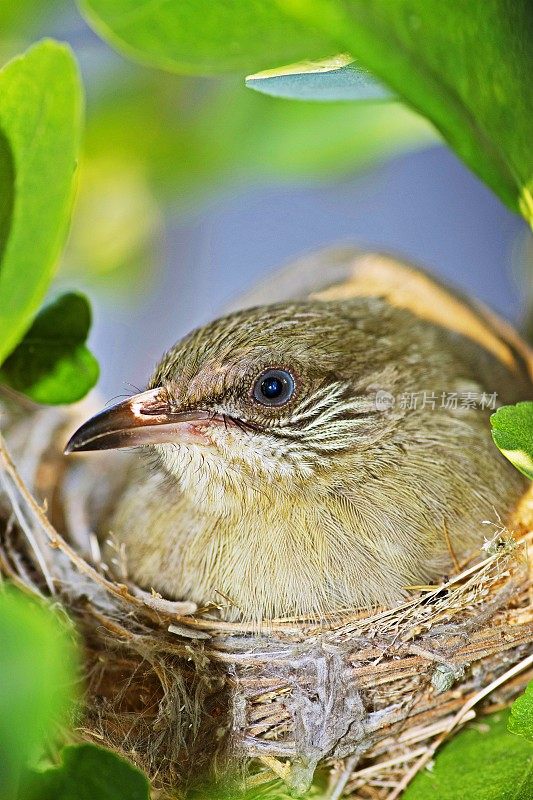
[491,402,533,480]
[246,55,391,101]
[509,683,533,742]
[0,293,99,405]
[282,0,533,223]
[0,40,83,364]
[0,587,77,800]
[403,711,533,800]
[77,0,331,74]
[22,744,150,800]
[79,1,532,223]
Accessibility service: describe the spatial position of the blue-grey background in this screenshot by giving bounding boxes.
[94,151,528,398]
[20,4,532,399]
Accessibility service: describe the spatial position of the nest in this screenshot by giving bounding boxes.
[1,395,532,800]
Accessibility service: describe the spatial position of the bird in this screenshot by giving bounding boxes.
[65,249,533,624]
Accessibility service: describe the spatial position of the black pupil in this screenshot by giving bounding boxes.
[261,376,283,399]
[253,369,294,406]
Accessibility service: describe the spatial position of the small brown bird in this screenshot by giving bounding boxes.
[66,250,532,623]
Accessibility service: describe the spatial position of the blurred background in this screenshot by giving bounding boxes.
[2,2,531,398]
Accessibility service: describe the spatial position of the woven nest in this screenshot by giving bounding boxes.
[1,394,532,800]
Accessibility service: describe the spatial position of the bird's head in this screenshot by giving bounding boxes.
[65,299,434,508]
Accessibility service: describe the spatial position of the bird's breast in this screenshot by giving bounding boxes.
[106,459,414,622]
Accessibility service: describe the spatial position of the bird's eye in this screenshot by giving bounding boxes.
[252,369,295,407]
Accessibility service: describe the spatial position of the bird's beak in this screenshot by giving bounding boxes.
[64,388,212,453]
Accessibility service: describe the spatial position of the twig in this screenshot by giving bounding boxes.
[327,753,359,800]
[0,434,150,610]
[132,586,197,617]
[0,444,56,593]
[350,747,429,781]
[257,755,290,782]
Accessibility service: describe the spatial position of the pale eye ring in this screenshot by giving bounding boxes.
[252,368,295,407]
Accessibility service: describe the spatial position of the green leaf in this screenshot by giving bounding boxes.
[403,711,533,800]
[0,40,83,364]
[77,0,332,75]
[281,0,533,224]
[509,682,533,742]
[78,1,532,223]
[22,744,150,800]
[246,55,391,101]
[0,587,77,800]
[0,293,99,405]
[490,402,533,480]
